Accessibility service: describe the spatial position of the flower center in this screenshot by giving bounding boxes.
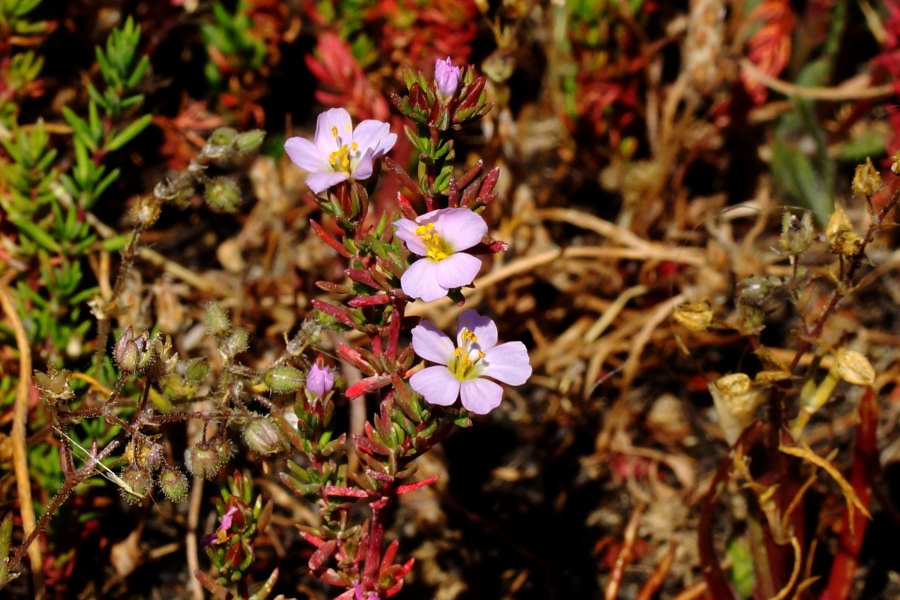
[449,328,485,381]
[327,125,359,174]
[415,223,452,261]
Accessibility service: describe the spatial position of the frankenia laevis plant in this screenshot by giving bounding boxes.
[393,208,488,301]
[284,108,397,194]
[410,310,532,414]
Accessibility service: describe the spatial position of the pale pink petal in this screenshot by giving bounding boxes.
[433,208,487,251]
[401,259,447,302]
[482,341,532,385]
[352,120,391,155]
[350,149,375,180]
[435,252,481,290]
[306,171,349,194]
[411,320,454,364]
[393,219,427,255]
[410,366,460,406]
[457,310,498,350]
[284,137,325,172]
[375,132,397,157]
[315,108,352,152]
[459,377,503,414]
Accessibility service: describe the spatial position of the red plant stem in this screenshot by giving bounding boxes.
[604,503,644,600]
[362,504,386,588]
[819,387,877,600]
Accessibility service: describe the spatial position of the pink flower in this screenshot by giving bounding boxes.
[284,108,397,194]
[393,208,487,302]
[434,57,461,98]
[307,362,334,397]
[202,506,239,548]
[409,310,531,415]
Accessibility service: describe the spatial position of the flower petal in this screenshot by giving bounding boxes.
[305,171,349,195]
[460,377,503,415]
[315,108,352,152]
[482,341,532,385]
[376,132,398,156]
[401,258,447,302]
[393,219,427,256]
[410,366,460,406]
[435,252,482,290]
[284,136,324,172]
[411,319,454,364]
[352,120,391,155]
[350,149,375,181]
[433,208,487,251]
[457,309,498,350]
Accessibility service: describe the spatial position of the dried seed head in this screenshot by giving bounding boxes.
[263,365,305,394]
[710,373,765,445]
[125,439,164,472]
[243,417,288,455]
[779,210,814,255]
[131,195,162,228]
[673,301,713,332]
[158,466,189,502]
[835,349,875,386]
[825,207,861,256]
[34,367,74,406]
[851,157,881,197]
[114,327,140,373]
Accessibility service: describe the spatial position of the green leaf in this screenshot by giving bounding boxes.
[104,114,152,151]
[10,216,62,253]
[61,106,99,152]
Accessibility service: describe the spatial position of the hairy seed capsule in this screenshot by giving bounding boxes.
[234,129,266,153]
[243,417,288,455]
[205,302,231,337]
[118,465,153,505]
[188,441,224,480]
[263,366,305,394]
[204,177,242,213]
[223,328,249,358]
[158,466,189,502]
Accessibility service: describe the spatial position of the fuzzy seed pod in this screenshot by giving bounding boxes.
[125,439,164,472]
[222,328,249,358]
[851,157,881,197]
[118,465,153,505]
[158,466,189,502]
[205,302,231,337]
[263,366,305,394]
[33,368,74,406]
[188,441,225,480]
[204,177,242,213]
[115,327,140,373]
[243,417,288,455]
[234,130,265,153]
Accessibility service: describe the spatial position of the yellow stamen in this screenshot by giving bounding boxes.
[331,126,338,138]
[415,223,450,261]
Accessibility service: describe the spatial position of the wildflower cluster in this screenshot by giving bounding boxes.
[281,58,531,597]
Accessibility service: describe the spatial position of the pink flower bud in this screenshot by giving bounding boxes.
[307,362,334,398]
[434,57,461,99]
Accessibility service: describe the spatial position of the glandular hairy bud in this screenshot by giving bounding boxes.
[243,417,288,455]
[208,127,238,149]
[851,157,881,197]
[234,129,266,154]
[125,439,164,472]
[158,466,189,502]
[118,465,153,505]
[115,327,140,373]
[204,177,242,213]
[34,367,74,406]
[263,365,305,394]
[835,349,875,386]
[673,301,713,331]
[710,373,765,445]
[826,207,861,256]
[187,441,226,480]
[222,328,249,358]
[205,302,231,337]
[780,210,814,255]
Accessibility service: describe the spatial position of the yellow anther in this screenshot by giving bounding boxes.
[331,126,339,138]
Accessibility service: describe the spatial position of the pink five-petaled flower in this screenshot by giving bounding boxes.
[202,506,239,549]
[393,208,487,302]
[434,57,461,98]
[410,310,531,415]
[284,108,397,195]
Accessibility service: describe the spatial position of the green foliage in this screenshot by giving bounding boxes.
[201,1,266,85]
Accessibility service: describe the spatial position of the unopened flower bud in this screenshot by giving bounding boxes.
[115,327,140,373]
[234,130,266,154]
[710,373,765,445]
[243,417,288,455]
[204,177,242,213]
[434,57,461,99]
[131,195,162,228]
[780,210,814,255]
[158,466,189,502]
[188,441,225,480]
[263,365,305,394]
[835,349,875,386]
[851,157,881,197]
[118,465,153,505]
[208,127,238,149]
[206,302,231,337]
[222,328,249,358]
[673,301,713,332]
[307,362,334,398]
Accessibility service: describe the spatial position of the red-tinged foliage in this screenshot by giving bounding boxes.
[873,1,900,153]
[741,0,797,105]
[154,99,223,169]
[378,0,478,72]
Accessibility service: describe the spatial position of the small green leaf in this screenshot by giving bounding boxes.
[104,114,152,151]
